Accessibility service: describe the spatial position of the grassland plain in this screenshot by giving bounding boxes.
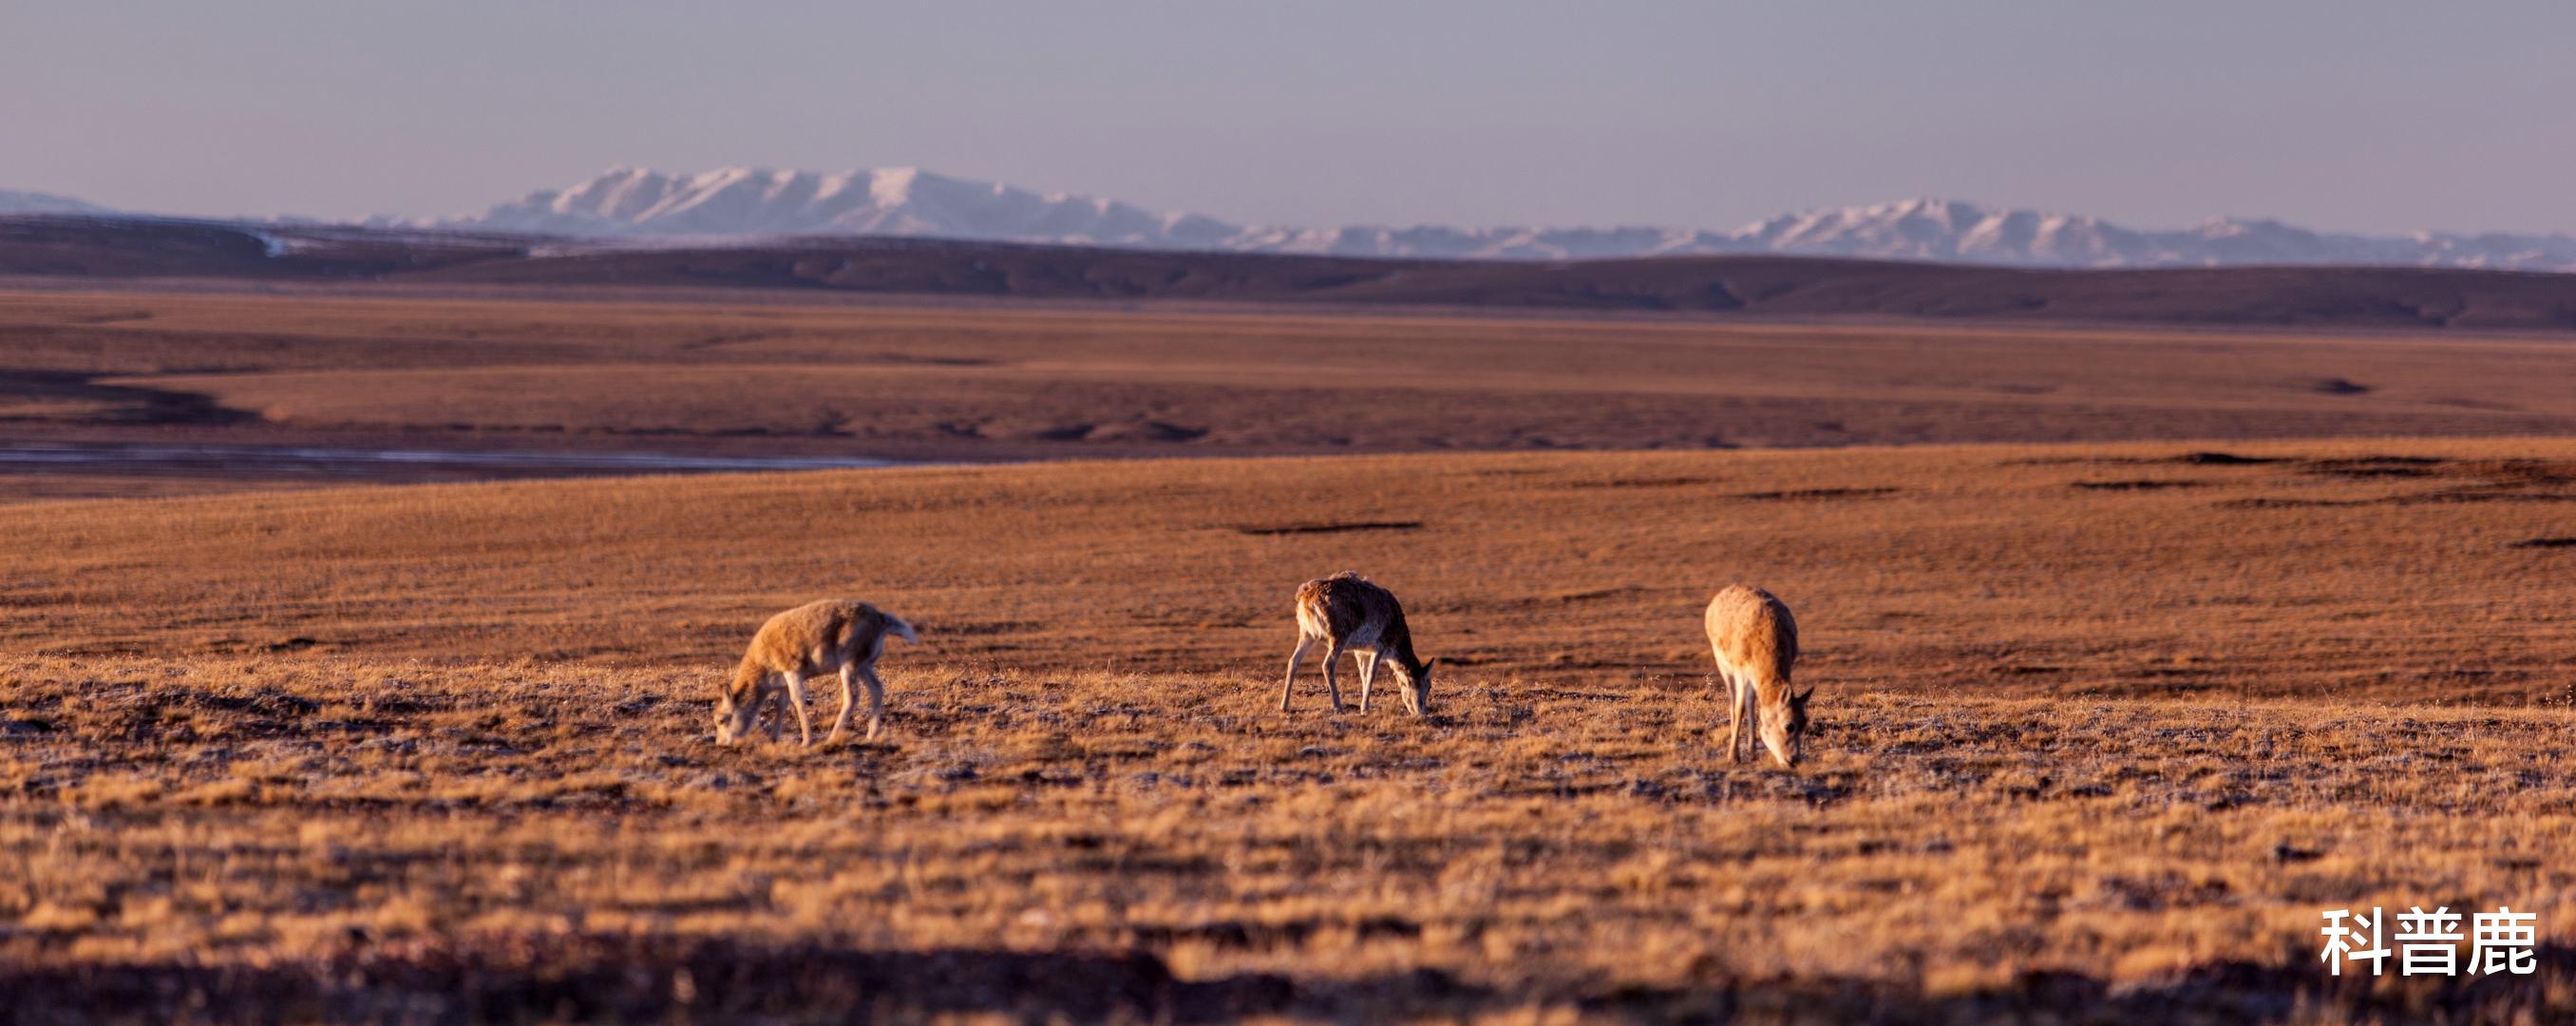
[9,289,2576,504]
[4,439,2576,1021]
[5,437,2574,699]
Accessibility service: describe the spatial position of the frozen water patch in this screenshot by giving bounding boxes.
[0,443,910,476]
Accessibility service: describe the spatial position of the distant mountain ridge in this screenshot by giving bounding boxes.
[407,166,1244,250]
[394,167,2576,271]
[16,168,2576,271]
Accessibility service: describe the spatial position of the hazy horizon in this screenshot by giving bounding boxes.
[5,1,2572,235]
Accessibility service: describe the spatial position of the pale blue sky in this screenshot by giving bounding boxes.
[5,1,2570,234]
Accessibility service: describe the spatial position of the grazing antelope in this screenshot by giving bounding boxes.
[714,599,919,747]
[1706,584,1810,767]
[1281,572,1438,716]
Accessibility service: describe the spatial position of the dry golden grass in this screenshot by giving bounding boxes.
[3,654,2571,1022]
[4,439,2576,1019]
[5,438,2573,703]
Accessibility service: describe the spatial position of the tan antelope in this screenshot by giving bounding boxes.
[1706,584,1810,767]
[714,599,919,746]
[1281,572,1438,716]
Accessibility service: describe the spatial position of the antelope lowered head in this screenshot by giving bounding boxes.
[1395,656,1439,716]
[713,684,761,746]
[1758,686,1813,768]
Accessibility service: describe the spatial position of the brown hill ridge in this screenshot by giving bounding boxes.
[8,215,2576,330]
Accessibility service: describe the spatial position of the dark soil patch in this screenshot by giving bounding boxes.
[2172,451,2282,466]
[1232,521,1425,537]
[1731,487,1899,501]
[1561,476,1725,489]
[2300,456,2447,479]
[0,369,255,427]
[2072,480,2207,491]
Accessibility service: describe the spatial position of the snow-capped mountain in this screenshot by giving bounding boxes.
[408,169,2576,271]
[0,189,112,217]
[406,166,1243,250]
[17,169,2576,271]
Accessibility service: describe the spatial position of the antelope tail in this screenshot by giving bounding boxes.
[884,614,920,645]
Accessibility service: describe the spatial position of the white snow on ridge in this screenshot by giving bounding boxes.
[412,166,1222,249]
[400,169,2576,272]
[0,189,113,217]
